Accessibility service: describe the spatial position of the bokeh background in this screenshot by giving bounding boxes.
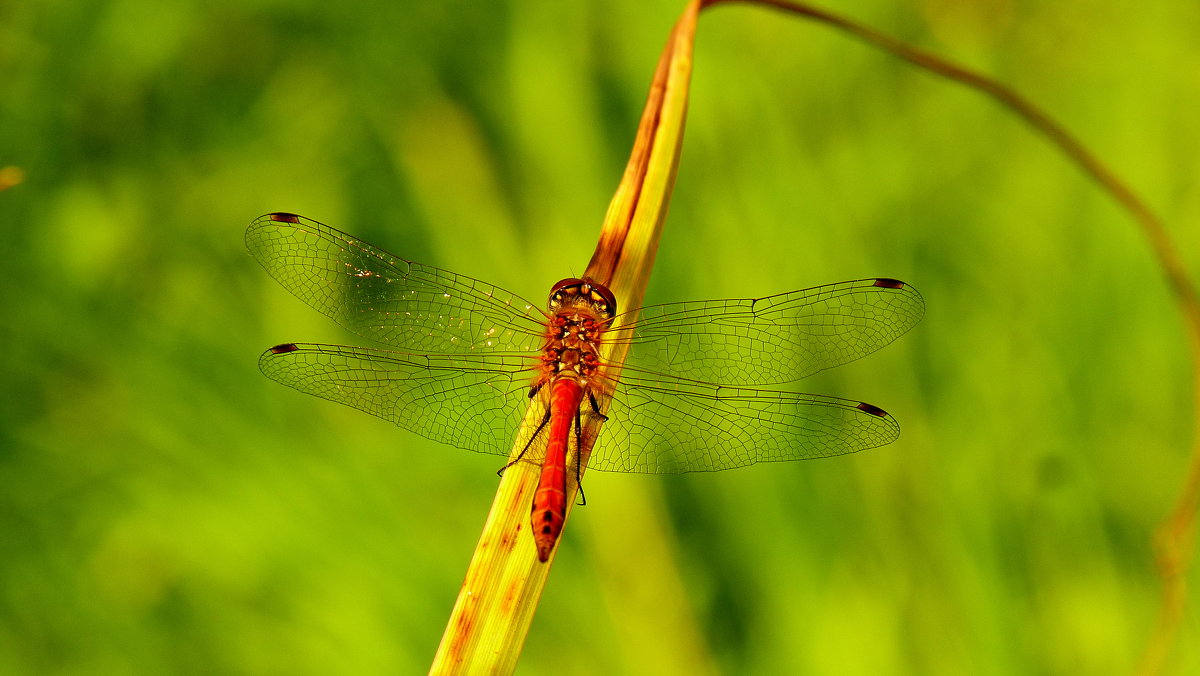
[3,0,1199,673]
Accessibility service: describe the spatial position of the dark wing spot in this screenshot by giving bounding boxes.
[270,343,300,354]
[267,212,301,223]
[856,402,888,417]
[542,511,554,523]
[873,278,905,289]
[541,525,552,534]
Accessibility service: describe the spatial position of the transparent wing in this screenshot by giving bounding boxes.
[258,343,547,459]
[613,278,924,386]
[246,213,548,353]
[261,343,898,474]
[248,215,917,473]
[589,374,899,474]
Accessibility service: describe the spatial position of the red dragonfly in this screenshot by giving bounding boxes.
[247,213,924,561]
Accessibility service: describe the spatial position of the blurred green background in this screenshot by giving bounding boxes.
[3,0,1199,673]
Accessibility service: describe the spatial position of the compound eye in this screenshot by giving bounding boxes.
[588,281,617,316]
[549,278,586,296]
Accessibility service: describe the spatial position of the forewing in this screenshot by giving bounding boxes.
[259,343,542,459]
[614,278,924,386]
[588,374,899,474]
[246,213,547,353]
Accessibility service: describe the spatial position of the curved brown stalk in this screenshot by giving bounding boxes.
[699,1,1200,673]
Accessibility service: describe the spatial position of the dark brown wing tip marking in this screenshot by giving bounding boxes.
[267,212,302,223]
[269,343,300,354]
[856,402,889,417]
[872,278,905,289]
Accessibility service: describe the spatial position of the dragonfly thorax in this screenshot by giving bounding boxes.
[537,278,615,386]
[541,313,604,382]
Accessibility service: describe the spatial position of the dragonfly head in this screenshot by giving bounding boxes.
[548,278,617,319]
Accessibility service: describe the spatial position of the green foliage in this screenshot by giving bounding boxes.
[2,0,1198,673]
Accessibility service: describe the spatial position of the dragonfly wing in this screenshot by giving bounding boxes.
[587,375,900,474]
[259,343,542,459]
[246,213,548,353]
[614,278,924,386]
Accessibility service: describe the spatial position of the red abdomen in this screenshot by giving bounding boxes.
[531,378,585,562]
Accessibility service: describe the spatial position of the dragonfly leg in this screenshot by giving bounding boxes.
[588,391,607,421]
[497,403,552,476]
[573,409,587,506]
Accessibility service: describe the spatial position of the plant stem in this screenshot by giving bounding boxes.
[428,3,701,672]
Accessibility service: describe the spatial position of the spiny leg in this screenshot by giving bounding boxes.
[497,393,551,476]
[573,408,586,506]
[589,391,608,421]
[572,391,608,505]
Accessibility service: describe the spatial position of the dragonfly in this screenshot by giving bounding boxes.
[247,212,924,561]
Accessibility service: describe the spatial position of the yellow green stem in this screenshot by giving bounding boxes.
[428,3,701,673]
